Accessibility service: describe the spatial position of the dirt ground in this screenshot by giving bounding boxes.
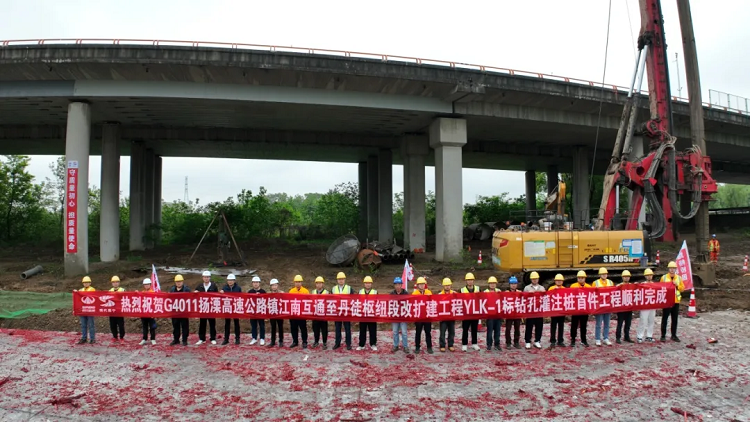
[0,311,749,421]
[0,233,749,334]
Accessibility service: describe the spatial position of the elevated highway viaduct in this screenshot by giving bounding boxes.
[1,40,748,275]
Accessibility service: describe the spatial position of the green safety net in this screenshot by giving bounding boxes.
[0,291,73,319]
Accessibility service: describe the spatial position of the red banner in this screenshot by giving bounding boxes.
[65,161,79,254]
[74,283,674,322]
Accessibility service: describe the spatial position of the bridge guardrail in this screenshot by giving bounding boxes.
[0,38,747,117]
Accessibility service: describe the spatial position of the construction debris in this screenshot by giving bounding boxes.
[364,241,414,264]
[326,235,361,266]
[356,249,381,271]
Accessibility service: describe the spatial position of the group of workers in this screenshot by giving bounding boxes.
[76,263,686,352]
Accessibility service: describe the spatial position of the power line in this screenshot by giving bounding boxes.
[590,0,614,194]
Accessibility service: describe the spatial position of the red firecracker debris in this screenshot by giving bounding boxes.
[686,344,697,349]
[49,393,85,407]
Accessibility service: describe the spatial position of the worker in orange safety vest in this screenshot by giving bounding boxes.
[708,234,720,263]
[660,261,685,342]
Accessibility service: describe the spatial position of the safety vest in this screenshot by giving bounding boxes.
[570,282,591,289]
[660,273,685,302]
[313,289,329,295]
[483,288,501,293]
[439,290,455,294]
[332,285,352,294]
[708,239,720,252]
[460,286,479,293]
[412,288,432,295]
[109,287,125,292]
[359,288,377,295]
[593,278,614,288]
[79,286,96,292]
[289,287,310,294]
[547,285,565,291]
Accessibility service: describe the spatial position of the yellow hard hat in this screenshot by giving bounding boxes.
[82,276,92,283]
[529,271,540,279]
[598,267,608,275]
[174,274,184,282]
[110,276,120,283]
[293,275,303,282]
[363,276,373,283]
[644,268,654,276]
[416,277,427,285]
[315,276,324,283]
[442,278,452,286]
[576,271,587,278]
[465,272,475,280]
[667,261,677,269]
[336,272,346,279]
[487,276,498,284]
[554,274,564,281]
[621,270,631,277]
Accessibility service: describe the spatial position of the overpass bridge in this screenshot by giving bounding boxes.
[1,39,749,276]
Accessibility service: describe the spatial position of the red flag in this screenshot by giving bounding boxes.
[401,259,414,291]
[674,241,694,290]
[151,264,161,292]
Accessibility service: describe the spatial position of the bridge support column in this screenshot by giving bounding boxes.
[429,118,466,262]
[153,155,162,245]
[143,149,155,249]
[573,146,590,229]
[546,165,559,195]
[366,155,379,241]
[525,170,537,223]
[402,136,428,252]
[100,123,120,263]
[358,162,368,241]
[378,149,393,244]
[129,142,145,251]
[64,102,91,277]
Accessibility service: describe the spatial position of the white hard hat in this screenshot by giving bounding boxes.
[227,274,236,280]
[202,271,211,277]
[252,276,261,282]
[269,278,279,285]
[142,278,152,285]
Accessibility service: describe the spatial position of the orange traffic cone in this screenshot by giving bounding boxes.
[477,251,483,265]
[656,250,661,266]
[686,289,698,318]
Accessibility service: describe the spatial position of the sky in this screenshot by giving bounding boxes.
[3,0,749,204]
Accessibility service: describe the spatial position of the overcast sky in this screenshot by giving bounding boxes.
[4,0,749,204]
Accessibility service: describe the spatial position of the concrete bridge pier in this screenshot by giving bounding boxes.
[573,146,591,229]
[358,162,368,241]
[100,123,121,262]
[129,142,145,251]
[64,102,91,277]
[366,155,379,241]
[401,136,428,252]
[378,149,393,244]
[429,118,466,262]
[546,165,559,195]
[525,170,537,223]
[143,149,155,249]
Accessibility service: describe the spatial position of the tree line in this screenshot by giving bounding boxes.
[0,155,748,249]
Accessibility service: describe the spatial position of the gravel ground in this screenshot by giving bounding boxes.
[0,311,749,421]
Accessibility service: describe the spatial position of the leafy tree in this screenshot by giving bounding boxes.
[0,156,47,242]
[713,184,750,208]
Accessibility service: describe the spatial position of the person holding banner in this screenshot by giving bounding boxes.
[660,261,685,342]
[438,278,457,352]
[169,274,191,346]
[523,272,545,349]
[592,268,614,346]
[108,276,125,342]
[195,271,219,345]
[357,276,378,351]
[267,279,284,347]
[220,274,243,345]
[636,268,657,343]
[332,272,354,351]
[460,273,481,352]
[569,271,591,347]
[247,276,266,346]
[311,276,329,349]
[139,278,157,346]
[547,274,566,347]
[484,276,502,352]
[615,270,634,344]
[412,277,433,354]
[77,276,96,344]
[390,277,410,353]
[504,276,522,349]
[288,275,310,349]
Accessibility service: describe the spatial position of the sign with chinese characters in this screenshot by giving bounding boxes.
[675,240,694,290]
[74,284,674,321]
[65,161,79,254]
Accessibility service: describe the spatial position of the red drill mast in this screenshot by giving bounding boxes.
[595,0,717,241]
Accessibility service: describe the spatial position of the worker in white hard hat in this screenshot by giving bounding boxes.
[636,268,657,343]
[169,274,191,346]
[592,268,615,346]
[660,261,685,342]
[139,278,157,346]
[332,272,354,350]
[108,276,125,342]
[267,278,284,347]
[220,274,243,345]
[615,270,634,344]
[523,272,545,349]
[195,270,219,345]
[247,275,266,346]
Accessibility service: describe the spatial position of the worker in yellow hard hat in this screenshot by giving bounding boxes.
[438,278,456,352]
[357,276,378,351]
[77,276,96,344]
[483,276,502,352]
[311,276,329,349]
[569,271,591,347]
[636,268,656,343]
[107,276,126,342]
[505,276,521,348]
[460,272,481,352]
[412,277,433,354]
[547,274,566,347]
[523,272,545,349]
[288,275,310,349]
[169,274,191,346]
[660,261,685,342]
[332,271,353,350]
[615,270,634,344]
[592,267,615,346]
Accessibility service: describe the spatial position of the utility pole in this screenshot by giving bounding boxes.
[675,0,710,265]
